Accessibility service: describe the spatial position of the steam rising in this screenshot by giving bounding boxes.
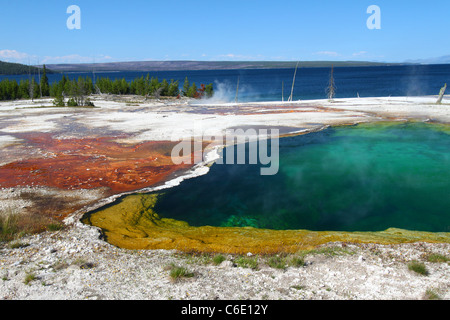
[194,80,259,104]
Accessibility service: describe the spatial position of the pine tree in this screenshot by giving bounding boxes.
[168,80,179,97]
[60,75,67,95]
[182,77,190,96]
[85,76,94,95]
[160,79,169,96]
[52,90,65,107]
[9,80,19,100]
[145,74,151,95]
[32,78,40,99]
[205,83,214,98]
[40,65,50,96]
[19,80,30,99]
[120,78,129,94]
[135,76,145,96]
[150,77,160,95]
[112,79,121,94]
[187,82,197,98]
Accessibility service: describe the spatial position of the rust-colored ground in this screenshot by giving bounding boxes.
[0,133,194,195]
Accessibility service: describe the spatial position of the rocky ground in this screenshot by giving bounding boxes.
[0,220,448,300]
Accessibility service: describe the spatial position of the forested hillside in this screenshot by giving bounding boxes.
[0,60,53,75]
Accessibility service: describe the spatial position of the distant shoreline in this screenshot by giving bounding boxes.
[41,60,410,73]
[3,59,448,76]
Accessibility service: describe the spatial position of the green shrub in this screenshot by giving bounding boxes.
[423,289,441,300]
[168,264,194,280]
[426,253,449,263]
[1,211,62,243]
[267,256,287,269]
[24,272,37,285]
[288,255,306,267]
[47,223,63,232]
[408,261,429,276]
[66,98,78,107]
[9,241,29,249]
[235,256,259,270]
[52,93,65,107]
[0,214,18,242]
[212,254,226,265]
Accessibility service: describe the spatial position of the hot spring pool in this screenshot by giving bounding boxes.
[149,121,450,232]
[82,121,450,253]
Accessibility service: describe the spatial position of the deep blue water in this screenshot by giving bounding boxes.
[152,122,450,232]
[1,64,449,102]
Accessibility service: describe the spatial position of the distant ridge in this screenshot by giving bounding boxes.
[43,60,406,72]
[406,55,450,65]
[0,60,54,75]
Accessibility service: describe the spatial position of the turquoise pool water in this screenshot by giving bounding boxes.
[153,122,450,232]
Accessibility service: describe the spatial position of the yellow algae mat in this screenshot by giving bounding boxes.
[82,193,450,254]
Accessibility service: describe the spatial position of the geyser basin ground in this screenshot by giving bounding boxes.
[83,121,450,253]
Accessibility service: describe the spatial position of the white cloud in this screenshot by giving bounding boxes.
[314,51,341,57]
[0,49,114,64]
[0,49,35,63]
[218,53,237,59]
[216,53,265,60]
[352,51,368,57]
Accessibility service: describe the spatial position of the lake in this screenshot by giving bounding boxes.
[2,64,449,102]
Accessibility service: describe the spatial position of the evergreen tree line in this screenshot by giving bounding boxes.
[0,65,50,101]
[0,67,214,104]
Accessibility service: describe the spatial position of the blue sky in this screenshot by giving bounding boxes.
[1,0,449,64]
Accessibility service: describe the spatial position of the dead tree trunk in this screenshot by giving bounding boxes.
[436,83,447,104]
[288,62,299,102]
